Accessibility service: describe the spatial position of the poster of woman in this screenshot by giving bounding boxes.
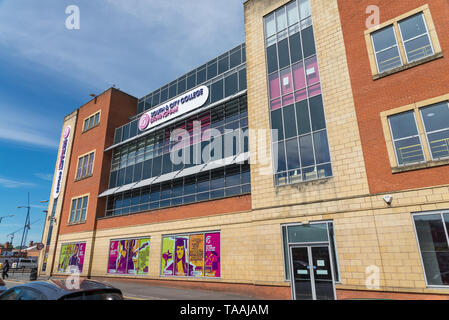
[163,237,196,276]
[204,233,221,277]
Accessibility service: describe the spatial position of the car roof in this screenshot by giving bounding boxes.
[8,279,120,299]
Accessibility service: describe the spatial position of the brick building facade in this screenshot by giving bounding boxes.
[39,0,449,299]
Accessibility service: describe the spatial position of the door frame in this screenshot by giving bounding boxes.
[289,243,337,300]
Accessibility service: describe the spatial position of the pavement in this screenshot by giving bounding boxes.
[2,271,258,300]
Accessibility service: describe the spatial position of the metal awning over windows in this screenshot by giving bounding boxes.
[97,152,249,198]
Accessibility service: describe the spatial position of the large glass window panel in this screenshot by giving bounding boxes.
[426,131,449,160]
[286,1,299,26]
[389,111,420,139]
[399,13,429,41]
[403,34,433,62]
[239,69,247,91]
[271,109,284,142]
[372,26,402,72]
[169,82,177,99]
[280,67,293,96]
[187,72,196,90]
[197,67,206,84]
[225,73,238,97]
[296,100,311,135]
[283,104,297,139]
[218,57,229,74]
[372,25,398,51]
[421,103,449,159]
[414,214,449,286]
[184,177,196,195]
[394,137,425,165]
[289,33,302,63]
[286,138,301,170]
[211,80,224,104]
[299,0,311,20]
[142,159,152,180]
[230,49,242,68]
[133,162,143,182]
[299,134,315,167]
[278,38,290,69]
[287,223,329,243]
[309,95,326,131]
[151,155,162,177]
[276,7,287,32]
[197,173,210,193]
[292,61,305,91]
[267,44,279,74]
[125,166,134,185]
[269,72,281,103]
[211,169,225,190]
[160,87,168,103]
[276,141,287,173]
[301,26,316,58]
[207,62,217,80]
[177,76,186,95]
[265,13,276,39]
[313,130,331,164]
[305,56,320,86]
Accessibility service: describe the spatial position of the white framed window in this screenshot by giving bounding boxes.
[83,111,100,132]
[76,151,95,180]
[69,195,88,224]
[388,111,425,166]
[398,13,434,63]
[371,26,403,73]
[420,101,449,160]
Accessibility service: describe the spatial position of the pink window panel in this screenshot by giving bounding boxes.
[269,73,280,100]
[271,98,282,111]
[292,62,306,90]
[280,68,293,96]
[305,56,320,86]
[295,88,307,102]
[282,94,294,106]
[308,83,321,97]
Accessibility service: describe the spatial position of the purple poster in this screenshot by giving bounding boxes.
[107,241,119,273]
[204,233,220,277]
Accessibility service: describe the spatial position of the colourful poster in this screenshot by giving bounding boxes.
[127,239,139,274]
[189,234,204,277]
[57,242,86,273]
[204,233,220,277]
[116,240,129,274]
[107,240,119,273]
[137,238,150,275]
[161,236,174,276]
[173,236,190,276]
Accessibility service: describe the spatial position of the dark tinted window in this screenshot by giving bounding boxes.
[225,73,238,97]
[218,57,229,74]
[271,109,284,142]
[230,49,241,68]
[207,62,217,80]
[267,44,278,74]
[278,38,290,69]
[211,80,223,103]
[177,77,186,94]
[309,95,326,131]
[283,104,297,139]
[302,26,316,58]
[239,69,247,91]
[187,72,196,90]
[289,32,302,63]
[296,100,311,135]
[197,67,206,84]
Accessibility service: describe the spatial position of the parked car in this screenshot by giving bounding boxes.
[11,258,38,270]
[0,279,123,300]
[0,279,7,294]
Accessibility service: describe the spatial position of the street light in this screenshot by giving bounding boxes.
[0,214,14,223]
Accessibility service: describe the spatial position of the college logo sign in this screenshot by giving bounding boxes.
[138,85,209,132]
[53,126,71,199]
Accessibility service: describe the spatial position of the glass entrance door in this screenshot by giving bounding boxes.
[290,245,336,300]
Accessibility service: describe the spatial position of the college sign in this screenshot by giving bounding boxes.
[138,86,209,132]
[53,126,71,199]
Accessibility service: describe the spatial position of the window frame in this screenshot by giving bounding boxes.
[68,194,89,225]
[370,25,404,74]
[365,4,442,78]
[411,210,449,288]
[75,150,96,181]
[387,110,426,167]
[83,111,101,132]
[419,102,449,162]
[381,93,449,171]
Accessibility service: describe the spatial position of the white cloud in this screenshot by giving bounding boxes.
[0,177,36,189]
[34,173,54,181]
[0,103,59,148]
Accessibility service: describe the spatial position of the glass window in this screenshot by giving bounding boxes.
[420,102,449,160]
[177,77,186,95]
[169,82,177,99]
[301,26,316,58]
[399,13,433,63]
[230,49,241,68]
[160,87,168,103]
[211,79,223,103]
[187,72,196,90]
[265,13,276,39]
[388,111,425,165]
[278,38,290,69]
[276,141,287,173]
[313,130,331,164]
[286,1,299,26]
[267,44,278,74]
[276,7,287,32]
[371,26,402,73]
[218,57,229,74]
[289,32,302,63]
[413,213,449,286]
[288,223,328,243]
[286,138,301,170]
[225,73,238,97]
[299,134,315,168]
[239,69,247,91]
[283,104,297,139]
[309,95,326,131]
[207,62,217,80]
[271,109,284,141]
[197,67,206,84]
[84,119,89,131]
[94,113,100,125]
[296,100,310,135]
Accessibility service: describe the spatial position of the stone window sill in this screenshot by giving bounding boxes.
[373,52,443,80]
[392,158,449,174]
[67,221,86,226]
[74,174,93,182]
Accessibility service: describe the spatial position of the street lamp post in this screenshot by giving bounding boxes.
[0,214,14,223]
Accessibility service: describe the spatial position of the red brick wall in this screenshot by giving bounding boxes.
[59,89,137,235]
[337,0,449,194]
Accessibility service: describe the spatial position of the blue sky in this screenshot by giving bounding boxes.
[0,0,245,246]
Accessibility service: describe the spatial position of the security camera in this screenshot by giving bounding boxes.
[383,195,393,205]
